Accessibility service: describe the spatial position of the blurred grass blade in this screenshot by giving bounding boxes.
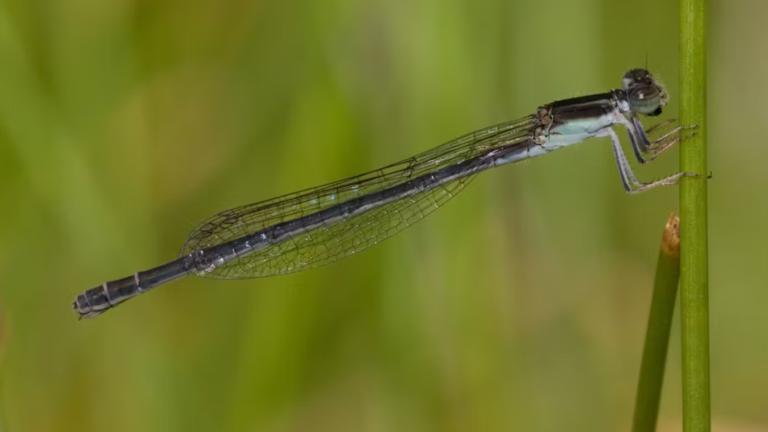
[632,213,680,432]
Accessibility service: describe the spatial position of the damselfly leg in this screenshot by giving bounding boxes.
[624,117,698,164]
[599,127,693,194]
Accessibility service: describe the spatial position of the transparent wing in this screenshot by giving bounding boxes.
[180,116,535,278]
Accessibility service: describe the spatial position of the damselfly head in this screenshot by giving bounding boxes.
[622,68,668,117]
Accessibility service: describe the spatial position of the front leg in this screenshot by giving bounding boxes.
[631,117,695,162]
[616,116,690,164]
[596,128,692,194]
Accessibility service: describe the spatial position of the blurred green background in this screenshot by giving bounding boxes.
[0,0,765,431]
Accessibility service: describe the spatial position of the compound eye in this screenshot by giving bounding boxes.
[628,85,664,115]
[631,86,659,102]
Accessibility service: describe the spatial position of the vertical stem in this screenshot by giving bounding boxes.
[679,0,710,431]
[632,214,681,432]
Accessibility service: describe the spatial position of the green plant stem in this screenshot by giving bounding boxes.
[679,0,710,431]
[632,214,681,432]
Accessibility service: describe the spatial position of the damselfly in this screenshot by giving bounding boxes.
[74,68,690,318]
